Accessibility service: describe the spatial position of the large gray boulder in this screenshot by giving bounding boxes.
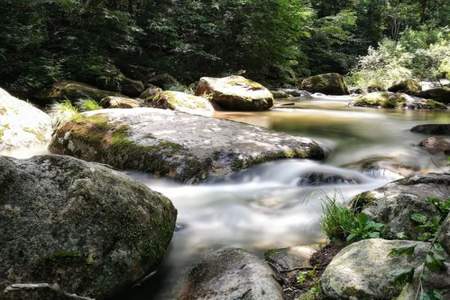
[49,108,324,183]
[321,239,429,299]
[0,155,177,300]
[196,75,274,111]
[0,88,52,155]
[351,173,450,239]
[178,248,283,300]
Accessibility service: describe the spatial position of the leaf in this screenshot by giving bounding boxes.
[420,290,444,300]
[411,213,428,224]
[389,245,416,257]
[425,253,446,272]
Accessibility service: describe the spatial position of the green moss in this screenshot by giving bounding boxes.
[80,99,103,111]
[23,127,46,143]
[0,127,4,140]
[227,77,264,90]
[350,192,376,213]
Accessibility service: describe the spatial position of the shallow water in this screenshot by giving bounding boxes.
[122,95,450,299]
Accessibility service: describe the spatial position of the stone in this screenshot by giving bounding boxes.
[352,92,447,110]
[196,75,274,111]
[178,248,283,300]
[419,136,450,155]
[49,108,324,183]
[0,88,52,155]
[411,124,450,135]
[119,77,145,98]
[351,173,450,240]
[144,91,215,116]
[299,73,349,95]
[388,79,422,95]
[418,87,450,105]
[0,155,176,299]
[321,239,429,300]
[147,73,184,91]
[46,81,121,102]
[100,96,142,109]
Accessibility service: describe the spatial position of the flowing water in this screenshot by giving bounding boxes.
[121,94,450,299]
[6,94,450,299]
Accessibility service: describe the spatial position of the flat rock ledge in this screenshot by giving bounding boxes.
[50,108,325,183]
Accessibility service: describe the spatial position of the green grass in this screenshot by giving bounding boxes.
[80,99,102,111]
[321,197,384,243]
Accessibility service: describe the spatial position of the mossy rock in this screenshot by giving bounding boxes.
[49,108,324,183]
[388,79,422,95]
[299,73,349,95]
[352,92,447,110]
[0,155,176,299]
[45,81,122,103]
[195,75,274,111]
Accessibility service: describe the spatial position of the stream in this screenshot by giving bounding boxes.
[122,94,450,299]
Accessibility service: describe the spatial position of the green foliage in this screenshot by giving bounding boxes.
[409,198,450,241]
[321,198,385,243]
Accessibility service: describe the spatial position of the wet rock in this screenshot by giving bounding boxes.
[419,136,450,155]
[0,155,177,299]
[46,81,122,102]
[0,88,52,155]
[388,79,422,94]
[100,96,142,109]
[297,172,363,186]
[411,124,450,135]
[351,173,450,239]
[144,90,214,116]
[49,108,324,183]
[196,75,274,111]
[418,87,450,105]
[321,239,429,300]
[352,92,447,110]
[271,90,291,99]
[299,73,349,95]
[264,245,319,274]
[343,156,419,179]
[178,248,283,300]
[139,86,163,99]
[3,283,94,300]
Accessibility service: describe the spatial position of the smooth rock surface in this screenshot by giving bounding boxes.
[100,96,142,109]
[0,155,177,299]
[49,108,324,183]
[321,239,429,300]
[178,248,283,300]
[352,92,447,110]
[351,173,450,239]
[419,136,450,155]
[196,75,274,111]
[0,88,52,155]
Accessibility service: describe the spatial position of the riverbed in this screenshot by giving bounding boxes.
[118,95,450,299]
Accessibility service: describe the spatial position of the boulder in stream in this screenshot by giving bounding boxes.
[0,88,52,155]
[49,108,324,183]
[351,173,450,240]
[196,75,274,111]
[46,81,122,103]
[388,79,422,94]
[178,248,283,300]
[418,87,450,105]
[411,124,450,135]
[419,136,450,155]
[100,96,143,109]
[352,92,447,110]
[321,239,430,299]
[0,155,177,300]
[143,90,214,116]
[299,73,349,95]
